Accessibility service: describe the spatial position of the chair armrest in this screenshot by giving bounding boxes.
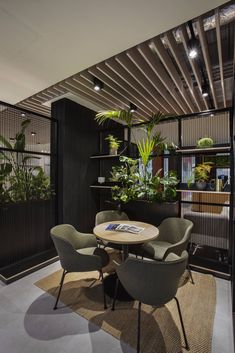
[163,239,189,259]
[73,231,98,249]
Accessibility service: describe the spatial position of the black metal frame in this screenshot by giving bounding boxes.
[95,107,233,276]
[0,101,58,277]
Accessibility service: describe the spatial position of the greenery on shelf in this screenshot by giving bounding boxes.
[187,161,214,188]
[196,136,214,149]
[95,109,178,204]
[110,156,179,204]
[105,134,121,151]
[0,119,53,204]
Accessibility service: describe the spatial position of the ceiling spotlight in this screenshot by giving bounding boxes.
[93,77,104,91]
[21,112,26,117]
[31,131,36,136]
[201,84,209,97]
[187,21,198,59]
[187,38,198,59]
[130,103,137,113]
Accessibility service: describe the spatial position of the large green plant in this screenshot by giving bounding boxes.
[110,156,178,204]
[0,119,52,204]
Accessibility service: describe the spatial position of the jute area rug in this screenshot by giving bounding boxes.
[35,252,216,353]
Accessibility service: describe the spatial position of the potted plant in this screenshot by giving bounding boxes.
[105,134,121,155]
[194,162,214,190]
[196,136,214,149]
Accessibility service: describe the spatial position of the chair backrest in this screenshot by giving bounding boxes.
[158,217,193,244]
[95,210,129,226]
[51,225,79,271]
[117,251,188,306]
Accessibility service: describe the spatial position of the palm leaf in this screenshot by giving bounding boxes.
[137,138,155,167]
[95,110,134,127]
[0,135,12,149]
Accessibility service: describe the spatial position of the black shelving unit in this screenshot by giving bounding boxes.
[90,108,233,277]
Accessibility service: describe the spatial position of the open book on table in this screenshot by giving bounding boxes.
[105,223,144,234]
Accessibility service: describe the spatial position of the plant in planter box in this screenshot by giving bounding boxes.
[189,162,214,190]
[105,134,121,155]
[0,119,53,204]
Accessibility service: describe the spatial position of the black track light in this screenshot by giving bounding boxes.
[187,20,198,59]
[201,83,209,97]
[129,103,137,113]
[187,38,198,59]
[93,77,104,91]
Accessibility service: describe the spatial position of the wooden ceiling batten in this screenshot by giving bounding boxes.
[87,66,148,119]
[105,58,159,114]
[179,24,209,110]
[16,4,234,118]
[66,78,120,110]
[127,47,184,114]
[116,53,172,113]
[151,37,195,113]
[196,17,219,109]
[79,71,133,112]
[138,43,189,114]
[164,30,204,111]
[215,8,226,107]
[92,63,152,117]
[59,81,110,111]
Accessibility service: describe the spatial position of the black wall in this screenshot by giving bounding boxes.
[52,98,100,232]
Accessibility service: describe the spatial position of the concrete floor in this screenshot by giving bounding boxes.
[0,262,233,353]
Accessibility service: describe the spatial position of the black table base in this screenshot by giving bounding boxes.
[104,273,133,301]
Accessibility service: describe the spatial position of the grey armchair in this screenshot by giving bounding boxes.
[143,217,194,283]
[95,210,129,249]
[113,251,189,352]
[50,224,109,310]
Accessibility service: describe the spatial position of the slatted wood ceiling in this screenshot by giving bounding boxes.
[17,4,235,119]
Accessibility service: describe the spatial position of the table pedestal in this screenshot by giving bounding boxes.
[104,273,133,301]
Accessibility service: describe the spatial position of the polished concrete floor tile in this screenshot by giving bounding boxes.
[0,262,233,353]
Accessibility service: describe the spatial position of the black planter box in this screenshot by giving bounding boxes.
[123,200,179,227]
[0,200,55,268]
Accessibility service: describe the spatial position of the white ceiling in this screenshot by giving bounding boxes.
[0,0,228,105]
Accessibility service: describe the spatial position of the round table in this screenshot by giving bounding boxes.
[94,220,159,260]
[93,220,159,300]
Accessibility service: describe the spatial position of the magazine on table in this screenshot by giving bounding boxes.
[105,223,144,234]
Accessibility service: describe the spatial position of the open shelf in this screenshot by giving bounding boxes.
[90,184,113,189]
[90,154,121,159]
[177,189,231,195]
[176,146,230,155]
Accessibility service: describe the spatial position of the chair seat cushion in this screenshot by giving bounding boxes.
[143,241,172,260]
[77,247,109,267]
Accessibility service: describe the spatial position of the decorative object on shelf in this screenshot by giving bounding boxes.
[0,119,52,204]
[98,177,106,184]
[196,136,214,149]
[194,162,214,190]
[105,135,121,155]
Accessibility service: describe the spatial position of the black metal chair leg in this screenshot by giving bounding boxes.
[54,269,66,310]
[187,264,194,284]
[100,270,107,310]
[137,301,141,353]
[174,297,190,351]
[111,277,119,311]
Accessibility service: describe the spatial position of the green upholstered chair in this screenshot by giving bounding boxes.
[113,251,189,353]
[50,224,109,310]
[143,217,194,283]
[95,210,129,249]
